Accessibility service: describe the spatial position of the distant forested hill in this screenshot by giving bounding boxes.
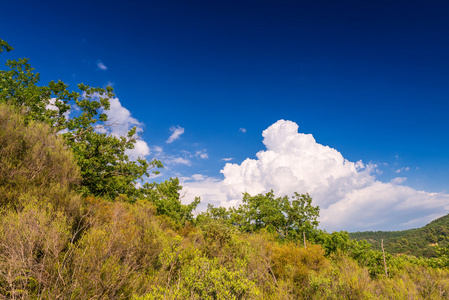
[349,214,449,257]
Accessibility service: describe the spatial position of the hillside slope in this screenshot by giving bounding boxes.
[349,214,449,257]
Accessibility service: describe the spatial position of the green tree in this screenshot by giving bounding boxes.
[196,204,232,224]
[0,39,162,200]
[144,177,200,225]
[230,190,320,239]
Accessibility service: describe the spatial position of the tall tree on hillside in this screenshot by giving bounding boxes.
[230,190,320,239]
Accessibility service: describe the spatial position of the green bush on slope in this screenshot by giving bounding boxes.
[0,104,80,208]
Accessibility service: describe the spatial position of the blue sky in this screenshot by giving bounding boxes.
[1,0,449,231]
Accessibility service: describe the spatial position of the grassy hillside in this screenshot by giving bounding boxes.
[350,214,449,257]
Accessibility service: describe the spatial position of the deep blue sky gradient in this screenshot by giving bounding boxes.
[1,0,448,192]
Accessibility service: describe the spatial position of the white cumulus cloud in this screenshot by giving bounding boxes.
[180,175,230,208]
[239,128,247,133]
[105,97,141,135]
[221,120,373,201]
[183,120,449,232]
[167,126,185,143]
[46,98,71,119]
[101,96,150,159]
[129,139,151,160]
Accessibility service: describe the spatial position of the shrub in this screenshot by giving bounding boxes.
[0,104,79,208]
[268,242,328,298]
[0,199,71,298]
[67,201,163,299]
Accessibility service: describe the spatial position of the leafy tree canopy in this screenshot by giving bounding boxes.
[0,39,162,200]
[143,177,200,226]
[228,190,320,239]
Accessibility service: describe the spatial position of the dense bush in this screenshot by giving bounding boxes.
[0,104,79,208]
[0,200,71,298]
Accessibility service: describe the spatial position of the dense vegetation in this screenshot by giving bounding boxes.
[1,39,449,299]
[350,214,449,258]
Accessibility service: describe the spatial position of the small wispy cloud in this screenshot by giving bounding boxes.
[97,60,107,70]
[391,177,407,184]
[395,167,410,173]
[239,128,247,133]
[153,146,163,153]
[166,126,185,143]
[222,157,233,161]
[165,156,191,166]
[195,149,208,159]
[191,174,207,181]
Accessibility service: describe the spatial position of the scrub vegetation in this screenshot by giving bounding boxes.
[1,39,449,299]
